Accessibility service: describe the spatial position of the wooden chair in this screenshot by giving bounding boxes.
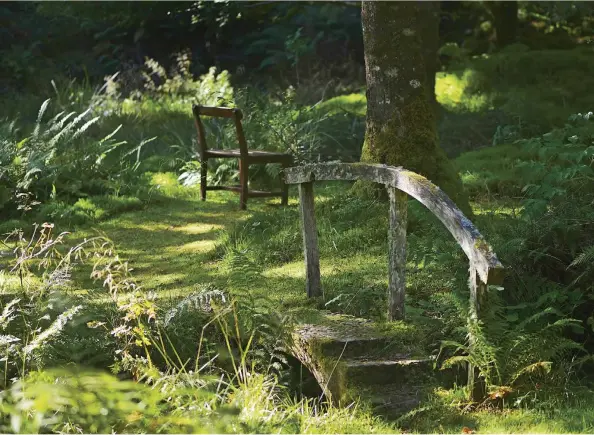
[192,105,292,210]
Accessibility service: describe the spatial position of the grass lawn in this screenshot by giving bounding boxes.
[44,155,592,433]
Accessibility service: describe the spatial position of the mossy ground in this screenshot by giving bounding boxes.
[318,47,594,158]
[3,141,591,432]
[3,45,594,430]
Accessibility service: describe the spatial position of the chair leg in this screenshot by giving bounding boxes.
[239,159,248,210]
[200,158,207,201]
[281,161,289,206]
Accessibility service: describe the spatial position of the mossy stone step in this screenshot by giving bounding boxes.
[290,313,434,408]
[344,356,434,385]
[354,382,433,417]
[293,313,422,359]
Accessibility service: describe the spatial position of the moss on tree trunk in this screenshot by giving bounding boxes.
[355,1,472,216]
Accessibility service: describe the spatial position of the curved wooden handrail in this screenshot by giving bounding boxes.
[284,163,504,286]
[285,162,504,401]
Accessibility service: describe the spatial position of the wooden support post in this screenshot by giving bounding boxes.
[387,187,407,321]
[281,161,290,206]
[239,158,248,210]
[468,267,488,402]
[298,182,322,298]
[200,158,207,201]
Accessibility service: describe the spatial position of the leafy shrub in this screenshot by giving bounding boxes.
[179,87,365,190]
[101,54,234,114]
[140,56,234,107]
[443,111,594,402]
[34,195,144,226]
[0,99,149,220]
[441,286,586,405]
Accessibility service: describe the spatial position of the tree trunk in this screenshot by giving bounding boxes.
[419,1,440,111]
[486,1,518,48]
[357,1,472,216]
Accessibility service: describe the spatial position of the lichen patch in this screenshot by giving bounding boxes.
[386,67,399,78]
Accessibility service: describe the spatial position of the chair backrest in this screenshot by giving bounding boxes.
[192,105,249,158]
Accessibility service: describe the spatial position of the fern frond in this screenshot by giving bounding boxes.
[49,108,92,147]
[514,306,565,331]
[97,124,123,146]
[71,116,100,141]
[24,305,84,354]
[163,285,227,326]
[33,99,51,138]
[543,318,583,331]
[43,111,76,138]
[439,339,469,354]
[509,361,552,385]
[570,245,594,268]
[0,298,20,329]
[440,354,470,370]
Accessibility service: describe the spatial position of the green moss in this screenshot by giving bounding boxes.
[473,239,491,254]
[292,333,348,403]
[441,47,594,133]
[403,170,441,194]
[290,313,431,405]
[358,95,472,215]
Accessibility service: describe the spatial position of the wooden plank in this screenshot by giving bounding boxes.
[247,191,284,198]
[204,150,291,163]
[194,105,239,118]
[387,187,407,321]
[298,182,322,298]
[281,161,290,206]
[239,158,248,210]
[468,267,488,402]
[285,163,504,286]
[191,105,209,201]
[205,185,237,191]
[205,185,283,198]
[246,155,293,164]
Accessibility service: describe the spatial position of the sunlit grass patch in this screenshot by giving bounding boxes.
[436,69,492,112]
[172,222,224,235]
[316,93,367,117]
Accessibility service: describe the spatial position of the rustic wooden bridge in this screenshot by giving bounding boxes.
[283,163,505,414]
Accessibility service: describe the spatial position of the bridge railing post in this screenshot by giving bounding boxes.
[468,267,489,402]
[387,186,407,321]
[284,164,504,398]
[298,182,322,298]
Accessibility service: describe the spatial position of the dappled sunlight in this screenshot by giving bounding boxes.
[172,222,224,235]
[263,254,386,280]
[0,273,41,294]
[436,69,492,112]
[473,202,520,217]
[165,239,218,254]
[316,93,367,116]
[3,2,594,431]
[111,221,172,232]
[264,261,307,279]
[138,271,187,288]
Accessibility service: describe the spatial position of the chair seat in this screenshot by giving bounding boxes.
[206,148,291,160]
[193,104,292,209]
